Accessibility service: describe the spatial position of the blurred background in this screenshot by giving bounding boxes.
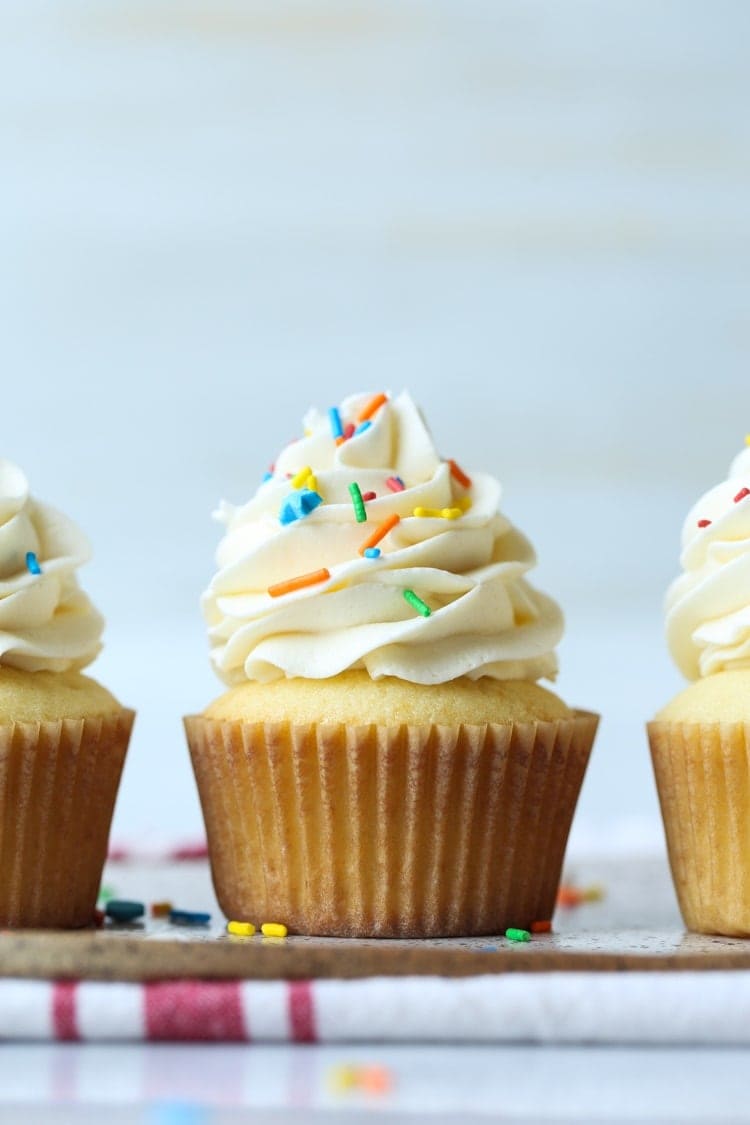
[2,0,749,853]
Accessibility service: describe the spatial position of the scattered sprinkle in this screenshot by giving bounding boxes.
[364,547,381,559]
[359,513,400,556]
[329,407,344,439]
[92,908,105,928]
[25,551,41,575]
[403,588,431,617]
[386,476,405,492]
[531,920,552,934]
[359,1066,393,1095]
[97,885,116,904]
[697,519,711,528]
[354,421,372,436]
[150,901,173,918]
[505,928,531,943]
[362,491,377,502]
[357,392,388,423]
[227,920,256,937]
[734,487,750,504]
[582,883,606,902]
[169,909,211,927]
[291,465,313,489]
[279,489,323,525]
[105,900,145,923]
[261,922,288,938]
[480,944,498,952]
[557,884,584,908]
[413,506,462,519]
[448,459,472,489]
[329,1064,392,1096]
[349,481,368,523]
[268,567,331,598]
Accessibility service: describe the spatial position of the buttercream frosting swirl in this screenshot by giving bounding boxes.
[0,460,103,672]
[203,391,564,685]
[666,442,750,679]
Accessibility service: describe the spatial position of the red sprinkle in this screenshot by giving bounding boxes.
[386,476,405,492]
[734,487,750,503]
[93,908,105,928]
[344,423,355,440]
[531,920,552,934]
[697,519,712,528]
[362,491,376,502]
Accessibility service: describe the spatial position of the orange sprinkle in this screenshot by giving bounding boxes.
[556,885,584,908]
[268,568,331,598]
[448,459,472,489]
[359,513,400,556]
[530,920,552,934]
[357,392,388,424]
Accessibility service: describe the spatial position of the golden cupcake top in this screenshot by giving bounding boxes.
[203,390,564,686]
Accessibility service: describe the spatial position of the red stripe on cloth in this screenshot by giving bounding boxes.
[145,981,246,1041]
[288,981,316,1042]
[52,982,79,1041]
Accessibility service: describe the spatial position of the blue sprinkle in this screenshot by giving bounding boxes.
[279,489,323,525]
[262,471,273,482]
[25,551,42,575]
[328,406,344,439]
[354,420,372,436]
[169,909,211,927]
[480,944,499,952]
[105,900,145,923]
[364,547,381,559]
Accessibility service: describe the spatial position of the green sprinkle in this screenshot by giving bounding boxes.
[505,928,531,943]
[98,884,116,904]
[403,589,431,617]
[348,482,367,524]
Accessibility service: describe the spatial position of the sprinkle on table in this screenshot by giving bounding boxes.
[530,920,552,934]
[413,506,462,520]
[734,487,750,503]
[268,568,331,598]
[150,901,173,918]
[403,589,431,617]
[697,519,712,528]
[359,513,400,556]
[105,900,145,923]
[261,922,288,938]
[357,392,388,424]
[25,551,42,575]
[386,476,405,492]
[169,909,211,926]
[348,482,368,523]
[505,927,531,943]
[291,466,313,489]
[227,920,256,937]
[329,406,344,440]
[447,458,472,489]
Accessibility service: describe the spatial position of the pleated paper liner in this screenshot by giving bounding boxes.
[649,720,750,937]
[0,710,135,928]
[185,711,598,938]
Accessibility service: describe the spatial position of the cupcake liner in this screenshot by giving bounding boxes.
[185,711,598,938]
[648,720,750,936]
[0,711,135,928]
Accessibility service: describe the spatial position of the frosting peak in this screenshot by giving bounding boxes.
[0,459,104,673]
[666,440,750,680]
[203,391,564,686]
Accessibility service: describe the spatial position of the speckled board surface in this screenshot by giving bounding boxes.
[2,856,749,981]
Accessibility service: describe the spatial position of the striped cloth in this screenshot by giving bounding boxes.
[4,972,750,1043]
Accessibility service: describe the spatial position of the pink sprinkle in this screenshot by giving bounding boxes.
[697,519,712,528]
[362,491,376,502]
[734,487,750,503]
[343,423,355,440]
[386,476,405,492]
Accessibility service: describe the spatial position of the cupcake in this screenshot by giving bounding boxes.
[0,459,134,928]
[185,392,597,937]
[649,440,750,936]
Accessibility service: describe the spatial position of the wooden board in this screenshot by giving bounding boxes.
[3,856,750,981]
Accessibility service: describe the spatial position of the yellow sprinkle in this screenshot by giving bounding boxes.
[227,920,256,937]
[582,884,606,903]
[746,434,750,447]
[291,466,313,489]
[457,496,472,512]
[306,474,318,492]
[440,507,462,519]
[261,922,288,938]
[413,506,462,519]
[328,1065,358,1092]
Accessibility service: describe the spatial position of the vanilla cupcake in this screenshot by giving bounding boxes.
[185,392,597,937]
[649,440,750,935]
[0,460,134,927]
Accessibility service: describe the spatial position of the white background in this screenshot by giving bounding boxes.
[2,0,749,851]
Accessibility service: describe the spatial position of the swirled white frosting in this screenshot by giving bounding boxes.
[203,391,564,685]
[0,460,104,672]
[666,442,750,679]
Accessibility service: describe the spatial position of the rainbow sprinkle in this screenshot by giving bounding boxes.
[447,459,472,489]
[268,568,331,598]
[364,547,381,559]
[279,489,323,525]
[357,392,388,423]
[355,421,372,436]
[386,476,405,492]
[291,466,313,489]
[329,407,344,440]
[349,482,367,523]
[25,552,41,575]
[697,519,712,528]
[413,507,462,520]
[403,589,431,617]
[734,487,750,503]
[362,491,376,502]
[359,513,400,556]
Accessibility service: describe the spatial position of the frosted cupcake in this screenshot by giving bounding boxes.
[649,440,750,935]
[185,392,597,937]
[0,460,134,927]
